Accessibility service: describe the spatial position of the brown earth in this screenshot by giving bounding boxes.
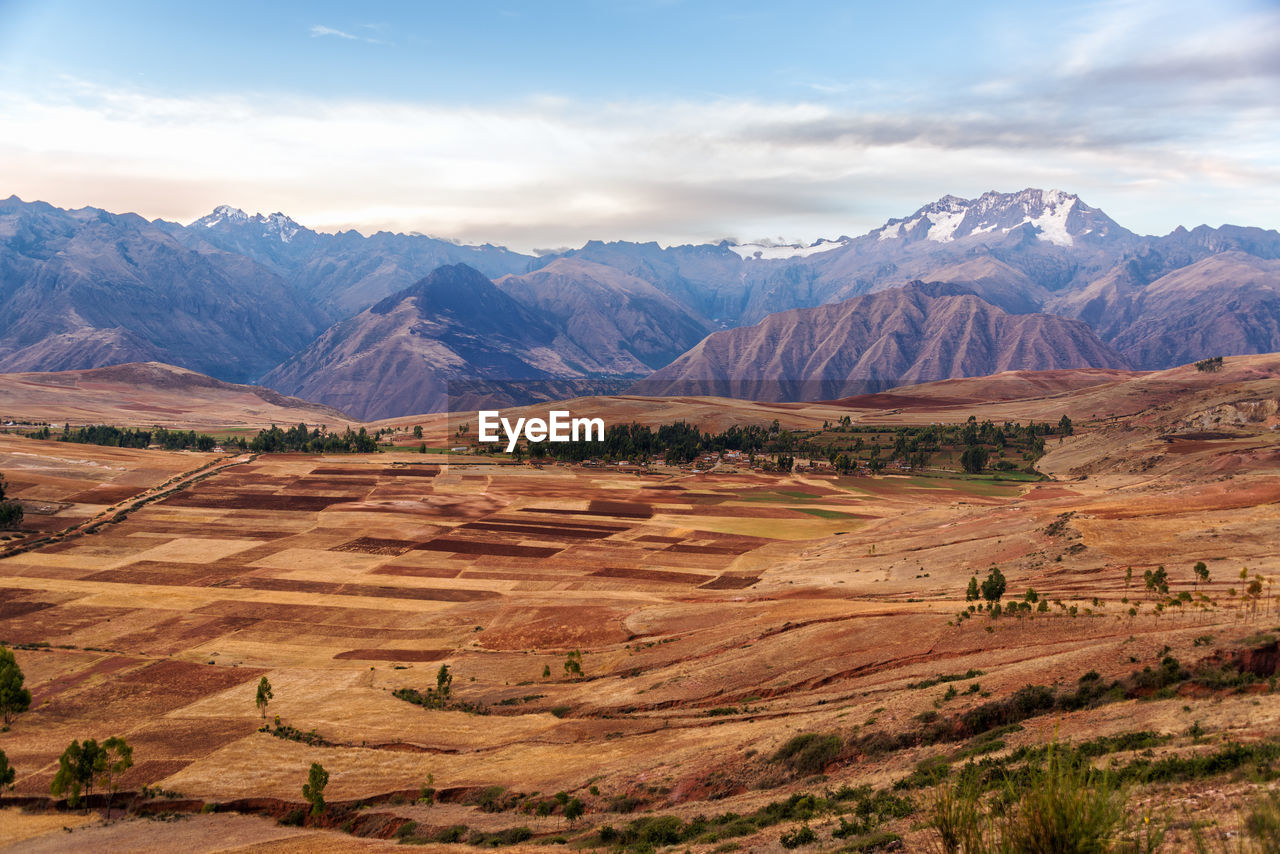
[1,355,1279,850]
[0,362,352,430]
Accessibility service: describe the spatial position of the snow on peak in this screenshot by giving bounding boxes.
[262,212,301,243]
[870,189,1087,246]
[191,207,305,243]
[198,205,249,227]
[728,237,849,260]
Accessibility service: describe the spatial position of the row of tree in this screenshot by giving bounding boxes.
[41,424,219,451]
[532,421,791,465]
[247,424,378,454]
[24,421,384,455]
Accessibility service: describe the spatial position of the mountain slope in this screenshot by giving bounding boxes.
[168,206,532,317]
[261,264,628,419]
[495,258,711,372]
[640,282,1130,401]
[1100,253,1280,369]
[0,362,352,428]
[0,196,324,383]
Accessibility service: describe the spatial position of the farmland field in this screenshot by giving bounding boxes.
[2,357,1280,850]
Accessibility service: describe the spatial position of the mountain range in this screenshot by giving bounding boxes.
[640,282,1128,401]
[2,189,1278,418]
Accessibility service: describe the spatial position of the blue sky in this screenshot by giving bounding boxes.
[1,0,1276,250]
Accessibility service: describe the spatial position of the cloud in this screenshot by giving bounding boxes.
[309,25,358,40]
[309,24,386,44]
[0,53,1275,252]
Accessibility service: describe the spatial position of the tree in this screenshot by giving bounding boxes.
[100,736,133,819]
[1247,577,1265,617]
[0,473,20,529]
[435,664,453,700]
[980,567,1006,603]
[303,761,329,816]
[965,577,980,602]
[1057,415,1074,436]
[1144,566,1169,597]
[1024,588,1039,603]
[960,446,989,474]
[564,650,583,678]
[541,664,551,679]
[0,748,14,802]
[413,425,423,439]
[256,676,273,719]
[51,738,106,810]
[564,797,585,825]
[1194,356,1223,373]
[1193,561,1209,591]
[0,645,31,725]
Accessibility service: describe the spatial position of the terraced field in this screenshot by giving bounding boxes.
[2,358,1280,850]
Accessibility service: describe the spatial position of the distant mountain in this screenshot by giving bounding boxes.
[537,189,1280,371]
[1052,252,1280,370]
[162,205,532,317]
[3,189,1279,405]
[532,189,1144,329]
[0,196,324,383]
[495,258,712,372]
[639,282,1130,401]
[261,264,635,419]
[867,188,1130,246]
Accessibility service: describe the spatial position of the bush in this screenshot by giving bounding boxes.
[619,814,685,847]
[432,824,469,843]
[779,825,817,848]
[836,830,903,852]
[1245,789,1280,851]
[468,826,534,846]
[774,733,843,775]
[930,744,1127,852]
[930,780,983,853]
[998,748,1124,852]
[279,807,306,826]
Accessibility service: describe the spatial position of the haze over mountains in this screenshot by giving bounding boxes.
[2,188,1279,417]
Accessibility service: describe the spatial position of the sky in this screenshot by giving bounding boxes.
[0,0,1277,252]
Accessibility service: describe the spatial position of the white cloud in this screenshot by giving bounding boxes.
[0,75,1275,252]
[309,24,358,40]
[309,24,385,44]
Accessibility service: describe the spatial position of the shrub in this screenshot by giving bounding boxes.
[837,830,903,852]
[929,780,984,854]
[620,814,685,847]
[279,807,306,826]
[998,747,1124,852]
[1245,789,1280,851]
[1195,356,1224,372]
[930,744,1127,852]
[774,733,843,775]
[779,825,817,848]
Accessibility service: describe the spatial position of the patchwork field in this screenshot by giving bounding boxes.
[2,356,1280,851]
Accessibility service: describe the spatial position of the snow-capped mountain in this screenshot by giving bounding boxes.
[871,188,1130,246]
[5,188,1279,416]
[727,237,850,261]
[192,206,304,243]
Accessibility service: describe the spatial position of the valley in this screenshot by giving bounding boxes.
[1,356,1278,850]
